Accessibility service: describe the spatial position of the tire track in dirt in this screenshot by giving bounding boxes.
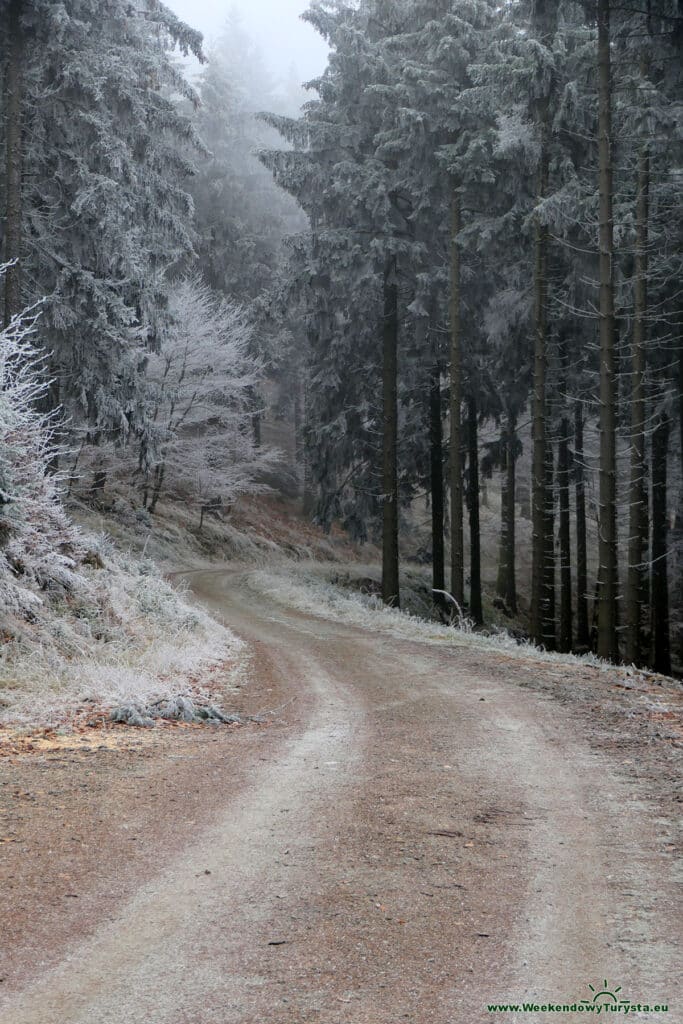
[1,570,678,1023]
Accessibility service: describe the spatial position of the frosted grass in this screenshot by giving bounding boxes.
[1,540,246,727]
[249,564,615,671]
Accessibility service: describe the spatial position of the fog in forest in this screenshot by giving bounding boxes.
[1,3,681,1014]
[0,0,680,693]
[166,0,329,84]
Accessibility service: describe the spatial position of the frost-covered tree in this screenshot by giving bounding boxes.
[463,0,579,647]
[136,277,274,514]
[256,0,681,665]
[616,1,682,668]
[186,12,307,445]
[377,0,504,618]
[263,0,421,607]
[0,266,82,614]
[1,0,204,442]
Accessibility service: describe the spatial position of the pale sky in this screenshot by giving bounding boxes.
[166,0,329,87]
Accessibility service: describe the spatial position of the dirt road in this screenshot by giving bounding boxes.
[1,570,679,1023]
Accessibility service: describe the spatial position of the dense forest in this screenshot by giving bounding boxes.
[1,0,681,672]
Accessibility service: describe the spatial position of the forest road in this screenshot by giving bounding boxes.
[2,568,679,1024]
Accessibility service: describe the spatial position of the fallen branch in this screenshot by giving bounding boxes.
[432,589,473,631]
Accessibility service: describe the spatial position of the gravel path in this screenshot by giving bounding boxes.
[1,569,679,1023]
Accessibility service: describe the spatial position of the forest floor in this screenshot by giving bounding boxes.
[1,563,680,1024]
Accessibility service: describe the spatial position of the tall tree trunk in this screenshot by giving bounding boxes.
[625,131,650,666]
[574,402,590,649]
[596,0,619,662]
[558,418,572,652]
[651,411,671,675]
[91,470,107,501]
[148,463,166,515]
[496,413,518,613]
[678,330,683,487]
[674,331,683,668]
[294,378,303,466]
[430,362,445,600]
[449,191,464,607]
[467,394,483,626]
[497,425,507,598]
[651,415,671,674]
[504,414,517,613]
[531,115,550,647]
[3,0,24,325]
[543,438,556,650]
[301,375,314,517]
[381,254,400,608]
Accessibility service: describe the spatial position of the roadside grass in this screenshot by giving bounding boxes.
[249,562,612,670]
[0,534,245,728]
[2,488,358,731]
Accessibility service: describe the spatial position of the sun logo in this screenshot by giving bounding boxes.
[581,980,627,1007]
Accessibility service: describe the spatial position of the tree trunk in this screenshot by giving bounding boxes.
[505,416,517,613]
[625,134,650,666]
[3,0,24,325]
[467,394,482,626]
[679,330,683,488]
[381,254,400,608]
[596,0,619,662]
[558,418,572,652]
[574,402,590,650]
[67,438,87,499]
[674,331,683,667]
[651,415,671,674]
[148,463,166,515]
[252,409,262,448]
[430,363,445,600]
[496,431,508,601]
[531,112,550,647]
[91,470,107,501]
[496,413,517,614]
[301,376,314,517]
[543,438,556,650]
[294,378,303,466]
[449,190,464,607]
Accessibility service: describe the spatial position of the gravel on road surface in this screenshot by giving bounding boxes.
[1,569,679,1023]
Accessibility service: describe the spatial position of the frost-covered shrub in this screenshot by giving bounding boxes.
[0,272,84,616]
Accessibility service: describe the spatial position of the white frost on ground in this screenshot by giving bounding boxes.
[249,565,615,671]
[1,537,247,727]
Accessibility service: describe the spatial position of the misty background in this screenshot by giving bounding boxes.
[166,0,329,86]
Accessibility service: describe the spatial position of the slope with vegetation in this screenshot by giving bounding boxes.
[0,276,245,730]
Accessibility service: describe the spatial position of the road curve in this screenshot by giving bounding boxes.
[2,569,678,1023]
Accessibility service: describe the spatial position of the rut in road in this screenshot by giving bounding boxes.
[1,570,678,1024]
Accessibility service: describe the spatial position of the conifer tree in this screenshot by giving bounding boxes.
[596,0,619,662]
[2,0,204,441]
[2,0,24,324]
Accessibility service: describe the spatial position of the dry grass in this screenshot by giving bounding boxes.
[0,534,245,729]
[1,481,364,729]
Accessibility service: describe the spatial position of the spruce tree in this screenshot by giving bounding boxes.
[2,0,204,442]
